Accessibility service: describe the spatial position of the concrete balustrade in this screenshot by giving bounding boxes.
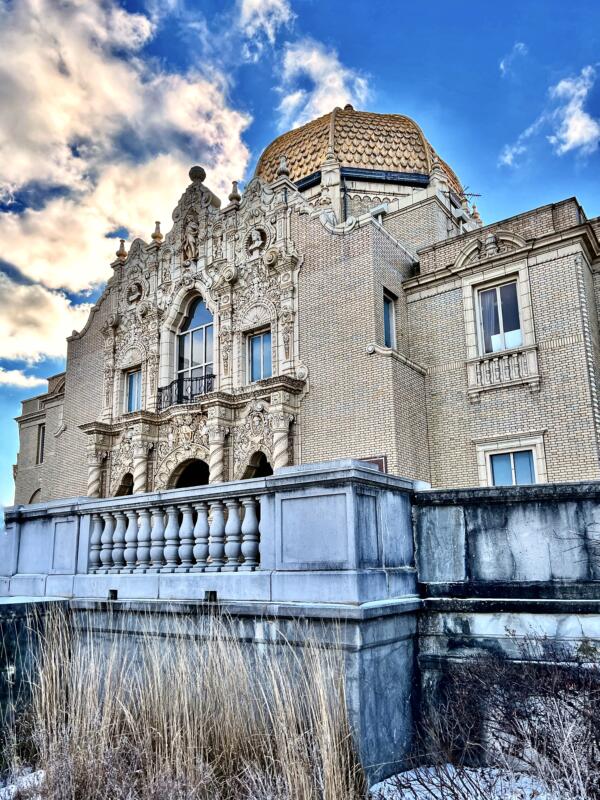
[86,494,261,575]
[0,460,418,604]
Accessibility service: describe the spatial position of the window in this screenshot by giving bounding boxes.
[478,280,522,354]
[126,369,142,413]
[490,449,535,486]
[248,330,272,382]
[383,292,396,349]
[178,298,214,394]
[36,424,45,465]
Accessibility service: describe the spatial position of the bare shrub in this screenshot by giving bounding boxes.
[3,607,366,800]
[378,633,600,800]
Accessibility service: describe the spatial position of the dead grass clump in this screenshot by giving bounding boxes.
[7,607,366,800]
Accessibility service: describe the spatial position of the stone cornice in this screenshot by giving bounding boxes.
[403,226,598,293]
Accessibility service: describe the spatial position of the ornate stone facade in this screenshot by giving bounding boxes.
[12,106,600,502]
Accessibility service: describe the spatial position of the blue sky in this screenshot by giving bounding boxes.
[0,0,599,505]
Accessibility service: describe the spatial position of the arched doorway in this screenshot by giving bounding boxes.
[242,451,273,479]
[115,473,134,496]
[172,459,210,488]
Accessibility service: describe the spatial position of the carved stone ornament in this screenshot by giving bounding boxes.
[182,213,200,263]
[246,227,267,256]
[127,282,143,304]
[154,412,210,489]
[233,402,274,478]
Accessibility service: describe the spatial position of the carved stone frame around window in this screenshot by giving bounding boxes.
[462,259,540,402]
[473,430,548,487]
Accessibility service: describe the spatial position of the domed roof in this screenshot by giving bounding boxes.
[255,105,463,195]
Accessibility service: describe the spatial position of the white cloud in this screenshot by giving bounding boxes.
[499,42,528,77]
[238,0,293,61]
[499,65,600,167]
[0,274,92,364]
[0,0,251,292]
[548,66,600,155]
[0,367,47,389]
[278,39,370,129]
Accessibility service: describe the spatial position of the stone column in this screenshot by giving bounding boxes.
[86,451,106,498]
[270,412,293,471]
[132,442,151,494]
[208,425,228,484]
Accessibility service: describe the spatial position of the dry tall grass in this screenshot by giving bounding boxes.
[2,607,367,800]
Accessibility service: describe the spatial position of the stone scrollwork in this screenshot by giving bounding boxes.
[154,413,210,490]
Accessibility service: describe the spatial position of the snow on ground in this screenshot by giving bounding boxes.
[370,765,552,799]
[0,770,43,800]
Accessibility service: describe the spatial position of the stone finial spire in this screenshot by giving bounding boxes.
[189,165,206,183]
[151,221,163,242]
[116,238,127,261]
[228,180,241,204]
[472,204,482,226]
[277,155,290,177]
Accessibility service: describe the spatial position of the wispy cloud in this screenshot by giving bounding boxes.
[499,65,600,167]
[0,273,92,364]
[278,39,370,129]
[238,0,294,62]
[0,0,251,294]
[0,367,47,389]
[548,66,600,155]
[499,42,528,77]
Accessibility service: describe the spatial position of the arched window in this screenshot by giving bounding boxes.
[177,298,214,401]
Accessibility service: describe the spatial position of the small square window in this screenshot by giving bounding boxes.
[248,330,272,382]
[383,292,396,349]
[478,280,522,354]
[126,369,142,413]
[36,424,45,465]
[490,449,535,486]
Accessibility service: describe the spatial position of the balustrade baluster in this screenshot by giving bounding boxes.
[177,505,195,570]
[148,507,166,570]
[99,512,115,573]
[123,510,139,572]
[135,508,151,571]
[191,502,209,571]
[206,500,225,571]
[88,513,103,573]
[162,505,181,572]
[223,499,242,571]
[110,511,127,572]
[240,498,260,571]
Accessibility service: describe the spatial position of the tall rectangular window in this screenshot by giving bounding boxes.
[249,330,272,382]
[478,280,522,354]
[383,292,396,349]
[36,424,45,465]
[490,449,535,486]
[126,369,142,413]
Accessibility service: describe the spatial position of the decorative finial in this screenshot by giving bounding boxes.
[472,204,481,222]
[228,180,241,204]
[116,238,127,261]
[151,221,163,242]
[277,155,290,177]
[189,165,206,183]
[344,103,354,111]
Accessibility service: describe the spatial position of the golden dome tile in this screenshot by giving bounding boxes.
[254,107,463,196]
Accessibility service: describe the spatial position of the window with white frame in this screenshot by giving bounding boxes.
[474,432,547,487]
[248,329,272,382]
[490,449,535,486]
[177,298,214,391]
[126,368,142,413]
[477,280,522,354]
[383,291,396,349]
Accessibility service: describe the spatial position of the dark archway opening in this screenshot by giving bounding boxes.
[115,473,134,496]
[242,451,273,480]
[174,459,210,488]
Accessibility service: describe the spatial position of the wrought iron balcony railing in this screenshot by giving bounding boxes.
[157,374,215,411]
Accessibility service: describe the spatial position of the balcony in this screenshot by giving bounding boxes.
[466,344,540,401]
[157,374,216,411]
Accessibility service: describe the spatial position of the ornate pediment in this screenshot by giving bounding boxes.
[454,230,528,271]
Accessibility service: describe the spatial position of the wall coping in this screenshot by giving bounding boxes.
[413,479,600,506]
